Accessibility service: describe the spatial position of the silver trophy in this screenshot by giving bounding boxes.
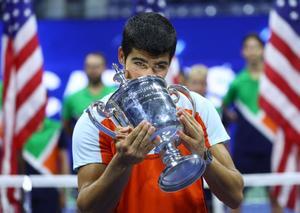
[86,64,206,192]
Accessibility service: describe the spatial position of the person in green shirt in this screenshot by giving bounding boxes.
[222,34,268,173]
[222,34,282,213]
[62,52,116,136]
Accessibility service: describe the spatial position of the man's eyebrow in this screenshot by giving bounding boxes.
[156,61,169,65]
[131,57,148,63]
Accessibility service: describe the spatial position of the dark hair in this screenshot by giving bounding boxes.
[121,12,177,61]
[242,33,264,48]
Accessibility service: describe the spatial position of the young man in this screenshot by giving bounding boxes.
[73,12,243,213]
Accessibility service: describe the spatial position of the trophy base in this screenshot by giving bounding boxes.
[158,154,205,192]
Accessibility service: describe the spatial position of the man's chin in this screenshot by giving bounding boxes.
[89,79,102,86]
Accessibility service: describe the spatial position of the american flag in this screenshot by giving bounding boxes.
[1,0,46,211]
[259,0,300,211]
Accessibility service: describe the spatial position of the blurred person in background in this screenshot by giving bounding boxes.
[62,52,116,137]
[186,64,208,97]
[62,52,116,209]
[73,12,243,213]
[222,33,282,213]
[23,117,69,213]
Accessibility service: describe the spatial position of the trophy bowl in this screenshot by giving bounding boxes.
[86,64,207,192]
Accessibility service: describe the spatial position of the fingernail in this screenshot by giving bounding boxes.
[177,130,182,134]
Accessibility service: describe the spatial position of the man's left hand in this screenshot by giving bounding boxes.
[177,109,206,157]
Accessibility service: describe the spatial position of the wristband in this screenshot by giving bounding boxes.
[204,149,213,166]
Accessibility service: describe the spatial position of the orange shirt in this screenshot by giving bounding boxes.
[99,112,209,213]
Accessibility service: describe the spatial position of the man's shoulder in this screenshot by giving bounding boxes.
[102,85,117,94]
[64,88,88,102]
[177,91,214,113]
[44,118,61,129]
[73,111,99,139]
[235,69,249,81]
[99,91,115,103]
[190,91,213,108]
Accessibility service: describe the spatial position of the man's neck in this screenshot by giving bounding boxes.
[88,83,103,95]
[247,61,263,80]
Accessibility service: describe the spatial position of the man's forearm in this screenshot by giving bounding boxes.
[204,157,244,209]
[77,154,132,212]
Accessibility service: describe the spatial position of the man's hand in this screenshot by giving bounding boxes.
[177,109,206,157]
[114,121,160,166]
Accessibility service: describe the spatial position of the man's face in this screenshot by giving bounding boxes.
[85,54,106,84]
[242,38,264,65]
[119,48,170,79]
[187,75,207,96]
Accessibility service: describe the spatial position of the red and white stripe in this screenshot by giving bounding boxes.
[271,130,300,211]
[260,10,300,140]
[259,9,300,211]
[1,13,46,212]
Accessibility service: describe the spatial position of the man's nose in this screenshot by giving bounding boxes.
[144,67,155,75]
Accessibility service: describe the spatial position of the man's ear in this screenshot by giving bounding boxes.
[118,46,129,78]
[118,47,125,65]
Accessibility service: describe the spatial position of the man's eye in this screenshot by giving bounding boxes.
[155,64,167,70]
[135,62,146,67]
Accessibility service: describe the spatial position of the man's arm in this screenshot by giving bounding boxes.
[76,122,159,213]
[177,109,243,209]
[204,143,244,209]
[77,157,132,213]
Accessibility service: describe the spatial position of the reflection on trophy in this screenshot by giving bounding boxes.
[86,63,206,192]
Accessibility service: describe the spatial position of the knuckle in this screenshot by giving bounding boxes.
[136,153,144,161]
[126,147,134,155]
[117,142,128,151]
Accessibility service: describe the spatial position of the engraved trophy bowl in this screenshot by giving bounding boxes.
[86,64,206,192]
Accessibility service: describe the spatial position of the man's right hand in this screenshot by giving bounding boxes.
[114,121,160,166]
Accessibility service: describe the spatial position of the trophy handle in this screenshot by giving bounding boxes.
[86,101,117,138]
[167,87,180,104]
[109,102,131,128]
[112,63,128,85]
[167,84,196,116]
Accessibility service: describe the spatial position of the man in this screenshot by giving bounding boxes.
[222,34,280,212]
[186,64,208,96]
[73,12,243,213]
[62,52,116,136]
